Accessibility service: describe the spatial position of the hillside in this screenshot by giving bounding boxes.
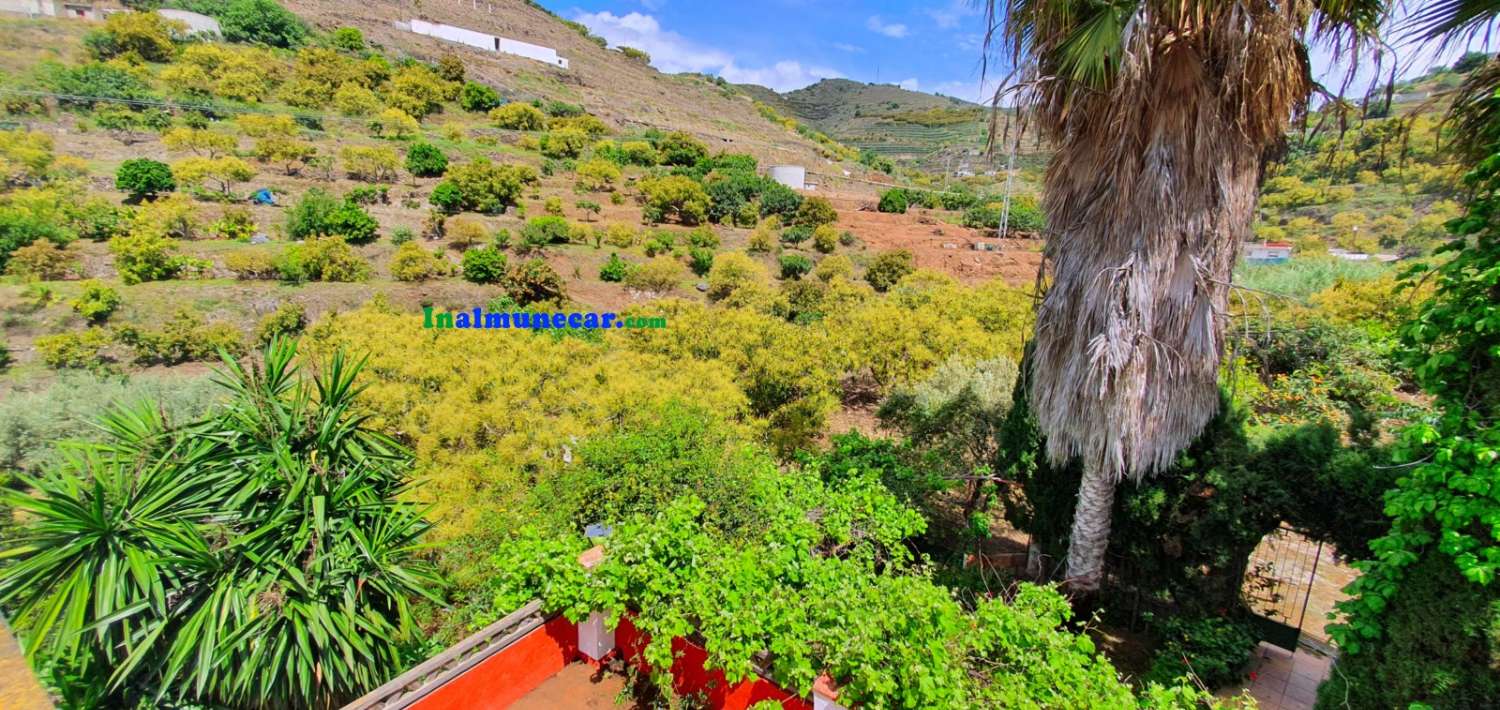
[741,78,1043,172]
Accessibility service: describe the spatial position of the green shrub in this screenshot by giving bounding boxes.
[109,230,185,284]
[758,180,802,218]
[878,189,909,214]
[46,62,152,109]
[254,302,306,346]
[224,250,278,280]
[115,159,175,201]
[520,216,571,250]
[390,226,415,245]
[1143,617,1255,690]
[330,26,364,52]
[218,0,308,48]
[35,328,113,370]
[389,242,454,282]
[812,224,838,253]
[865,249,914,292]
[461,246,508,284]
[505,258,566,305]
[685,226,720,249]
[274,236,369,283]
[114,309,245,365]
[490,103,547,131]
[619,140,659,166]
[4,241,76,280]
[286,189,379,243]
[459,81,501,112]
[687,247,714,276]
[405,143,448,177]
[344,185,389,206]
[778,254,812,280]
[793,196,838,228]
[656,131,708,166]
[642,230,675,257]
[540,128,589,159]
[433,159,537,214]
[780,225,812,246]
[640,175,709,225]
[599,253,633,283]
[83,12,177,62]
[70,280,120,323]
[625,256,687,293]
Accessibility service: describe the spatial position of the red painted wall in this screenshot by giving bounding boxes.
[615,617,811,710]
[411,616,579,710]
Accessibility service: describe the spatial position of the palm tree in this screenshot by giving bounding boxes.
[983,0,1385,590]
[0,339,441,708]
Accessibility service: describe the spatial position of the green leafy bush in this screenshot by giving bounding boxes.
[405,143,448,177]
[109,230,186,284]
[285,189,379,243]
[687,247,714,276]
[540,128,589,159]
[793,196,837,228]
[46,62,153,109]
[779,254,812,280]
[780,225,812,245]
[70,280,121,323]
[330,26,364,52]
[218,0,308,48]
[625,256,687,293]
[113,308,245,365]
[389,242,454,282]
[505,258,566,305]
[1143,617,1255,690]
[273,235,369,282]
[4,241,76,280]
[433,159,537,214]
[656,131,708,166]
[459,81,501,112]
[460,246,508,284]
[640,175,709,225]
[520,216,571,250]
[115,159,175,201]
[758,180,802,218]
[254,301,306,346]
[599,252,633,282]
[878,189,909,214]
[35,328,113,370]
[490,103,547,130]
[865,250,914,292]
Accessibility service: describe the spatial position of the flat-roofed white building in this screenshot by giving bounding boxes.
[408,18,568,69]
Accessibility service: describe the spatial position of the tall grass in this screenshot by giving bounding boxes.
[0,372,220,474]
[1234,256,1392,301]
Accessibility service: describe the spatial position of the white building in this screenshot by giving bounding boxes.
[1245,242,1293,264]
[408,18,568,69]
[0,0,112,20]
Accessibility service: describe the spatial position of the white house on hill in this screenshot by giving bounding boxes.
[408,18,568,69]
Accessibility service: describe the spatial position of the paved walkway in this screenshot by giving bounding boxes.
[1240,642,1333,710]
[0,617,53,710]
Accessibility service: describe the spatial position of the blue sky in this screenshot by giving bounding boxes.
[549,0,999,98]
[548,1,1490,99]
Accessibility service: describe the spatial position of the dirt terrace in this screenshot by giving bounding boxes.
[822,193,1045,285]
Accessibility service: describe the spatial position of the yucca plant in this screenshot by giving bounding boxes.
[0,338,442,708]
[983,0,1386,590]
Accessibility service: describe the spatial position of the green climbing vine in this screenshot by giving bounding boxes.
[1331,146,1500,653]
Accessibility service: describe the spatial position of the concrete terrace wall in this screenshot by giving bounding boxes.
[408,18,568,69]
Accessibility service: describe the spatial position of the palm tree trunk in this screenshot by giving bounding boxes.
[1065,460,1115,591]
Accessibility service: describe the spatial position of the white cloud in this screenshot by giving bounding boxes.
[866,15,909,39]
[833,42,865,54]
[721,61,844,92]
[926,1,978,30]
[573,11,840,92]
[898,77,920,91]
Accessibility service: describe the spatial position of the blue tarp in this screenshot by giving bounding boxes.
[251,188,275,205]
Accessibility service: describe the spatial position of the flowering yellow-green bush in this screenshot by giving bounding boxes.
[303,306,750,539]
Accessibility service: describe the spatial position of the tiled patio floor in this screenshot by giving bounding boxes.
[1240,643,1333,710]
[510,662,629,709]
